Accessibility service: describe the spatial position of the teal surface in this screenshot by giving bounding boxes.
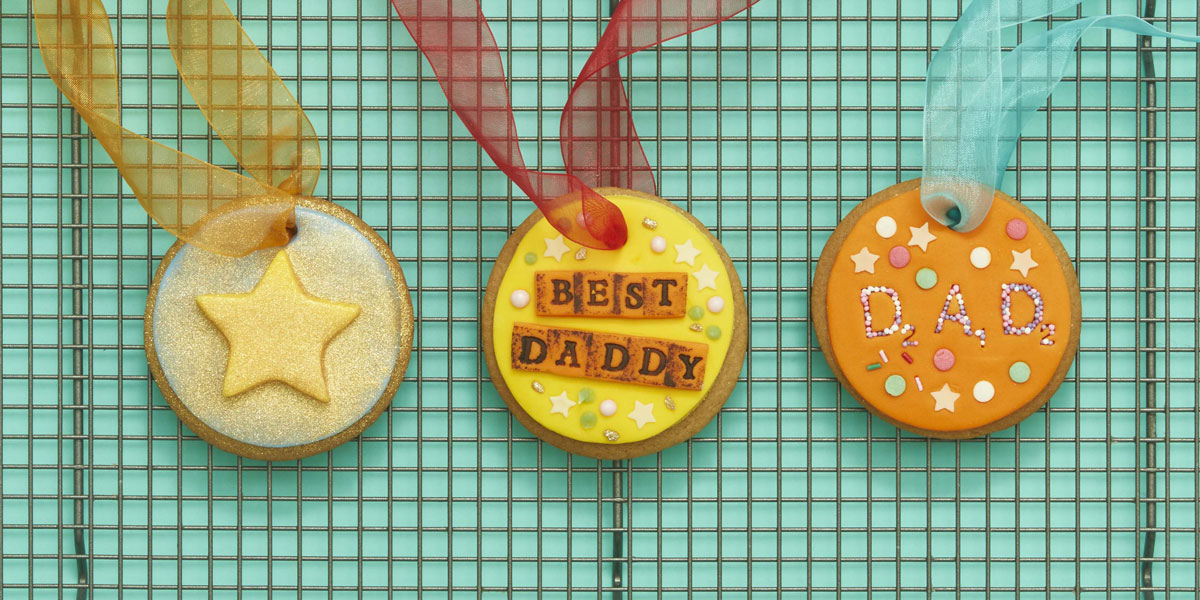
[2,0,1199,597]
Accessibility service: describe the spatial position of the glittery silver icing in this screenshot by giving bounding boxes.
[152,208,405,448]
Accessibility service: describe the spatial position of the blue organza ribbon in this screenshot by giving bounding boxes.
[922,0,1200,231]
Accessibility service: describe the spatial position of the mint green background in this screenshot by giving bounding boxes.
[2,0,1199,597]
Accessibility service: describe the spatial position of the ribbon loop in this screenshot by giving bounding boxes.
[391,0,759,249]
[166,0,321,196]
[922,0,1200,232]
[34,0,303,257]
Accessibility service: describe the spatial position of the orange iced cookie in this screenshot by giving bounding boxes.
[812,180,1080,438]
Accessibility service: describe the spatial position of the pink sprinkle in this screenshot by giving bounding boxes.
[901,352,913,364]
[914,376,924,391]
[1006,218,1028,240]
[888,245,910,268]
[933,348,956,371]
[878,349,888,364]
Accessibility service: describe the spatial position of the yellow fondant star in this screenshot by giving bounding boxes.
[196,251,361,402]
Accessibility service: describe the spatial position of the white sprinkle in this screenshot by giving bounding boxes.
[973,380,995,402]
[707,296,725,314]
[875,215,898,238]
[650,236,667,253]
[599,398,618,417]
[510,289,530,308]
[914,376,924,392]
[878,349,888,364]
[970,246,992,269]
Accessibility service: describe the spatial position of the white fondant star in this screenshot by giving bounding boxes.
[674,239,702,266]
[693,264,721,290]
[627,400,656,429]
[548,391,575,417]
[907,222,937,252]
[1009,249,1039,277]
[849,246,879,274]
[544,235,570,262]
[931,384,959,413]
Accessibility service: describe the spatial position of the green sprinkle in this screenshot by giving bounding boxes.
[578,387,595,403]
[705,325,722,340]
[1009,361,1031,384]
[688,306,705,321]
[915,267,938,290]
[580,411,597,430]
[866,363,882,371]
[884,374,907,397]
[523,252,537,265]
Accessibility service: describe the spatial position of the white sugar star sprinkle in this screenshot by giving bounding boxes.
[1009,249,1039,277]
[850,246,879,274]
[674,239,701,266]
[627,400,656,429]
[548,391,575,417]
[543,235,570,262]
[931,384,959,413]
[692,264,721,290]
[908,222,937,252]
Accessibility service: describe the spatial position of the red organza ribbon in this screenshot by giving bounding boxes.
[390,0,759,249]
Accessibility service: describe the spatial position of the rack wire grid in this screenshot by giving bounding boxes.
[1,0,1199,597]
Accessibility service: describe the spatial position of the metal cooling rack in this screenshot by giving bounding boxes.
[1,0,1198,597]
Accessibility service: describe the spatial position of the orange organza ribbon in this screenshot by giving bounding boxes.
[33,0,321,257]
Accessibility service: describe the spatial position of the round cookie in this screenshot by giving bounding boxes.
[483,188,747,459]
[812,179,1080,438]
[145,197,414,460]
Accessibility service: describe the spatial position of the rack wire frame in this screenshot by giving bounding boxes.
[1,0,1198,597]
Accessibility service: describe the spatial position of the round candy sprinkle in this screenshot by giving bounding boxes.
[1006,218,1028,240]
[524,252,537,265]
[578,387,595,403]
[580,411,597,430]
[650,235,667,254]
[510,289,530,308]
[688,306,704,321]
[599,399,618,417]
[884,374,906,397]
[875,216,898,238]
[933,348,955,371]
[969,247,991,269]
[973,381,995,402]
[705,325,722,340]
[888,245,910,268]
[1009,361,1031,383]
[915,268,938,290]
[707,296,725,314]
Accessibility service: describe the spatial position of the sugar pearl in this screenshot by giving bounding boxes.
[707,296,725,314]
[973,381,995,402]
[969,247,991,268]
[875,216,898,238]
[510,289,530,308]
[650,236,667,253]
[599,399,618,417]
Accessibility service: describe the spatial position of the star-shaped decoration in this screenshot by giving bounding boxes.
[627,400,656,429]
[548,391,575,417]
[930,383,959,413]
[849,246,879,274]
[196,251,361,402]
[908,222,937,252]
[693,263,721,290]
[543,235,571,262]
[674,239,701,266]
[1009,249,1039,277]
